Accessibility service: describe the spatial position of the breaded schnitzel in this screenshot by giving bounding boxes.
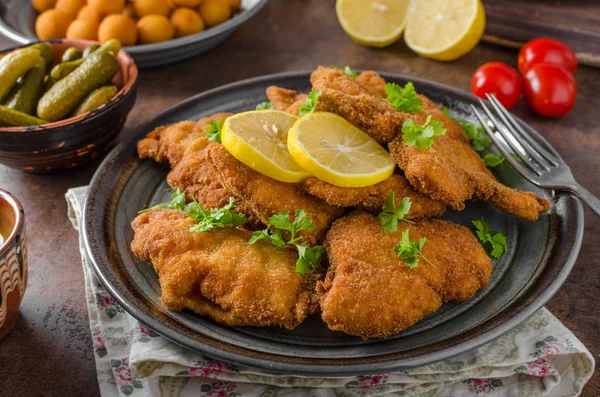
[206,144,344,245]
[312,67,549,220]
[300,174,446,218]
[131,209,318,329]
[311,65,387,98]
[319,211,492,339]
[137,113,233,166]
[265,86,307,115]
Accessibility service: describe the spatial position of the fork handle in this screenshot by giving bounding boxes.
[567,184,600,217]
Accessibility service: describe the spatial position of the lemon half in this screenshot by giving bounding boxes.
[404,0,486,61]
[221,110,310,183]
[288,112,395,188]
[336,0,411,48]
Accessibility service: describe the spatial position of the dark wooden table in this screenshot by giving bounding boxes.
[0,1,597,395]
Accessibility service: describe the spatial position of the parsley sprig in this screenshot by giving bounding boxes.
[402,115,447,150]
[138,189,247,233]
[471,218,507,259]
[441,107,491,151]
[206,119,224,143]
[298,89,322,116]
[331,65,358,78]
[379,192,414,233]
[394,229,435,268]
[249,210,324,275]
[256,101,273,110]
[483,153,505,168]
[385,82,424,113]
[188,197,248,233]
[138,188,186,213]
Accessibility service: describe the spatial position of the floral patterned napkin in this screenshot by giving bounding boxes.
[66,186,594,397]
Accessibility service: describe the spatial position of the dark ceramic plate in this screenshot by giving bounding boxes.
[0,0,269,68]
[83,72,584,376]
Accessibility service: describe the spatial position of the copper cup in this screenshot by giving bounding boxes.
[0,189,27,340]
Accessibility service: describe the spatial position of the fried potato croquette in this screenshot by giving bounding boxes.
[131,209,319,329]
[300,174,446,218]
[319,211,492,339]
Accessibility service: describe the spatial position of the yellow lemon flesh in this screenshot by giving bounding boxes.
[288,112,395,188]
[404,0,486,61]
[221,110,310,183]
[336,0,411,48]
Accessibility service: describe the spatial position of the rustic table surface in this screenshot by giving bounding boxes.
[0,1,597,395]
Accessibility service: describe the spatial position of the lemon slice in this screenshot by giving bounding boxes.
[221,110,310,183]
[288,112,395,188]
[404,0,486,61]
[336,0,411,48]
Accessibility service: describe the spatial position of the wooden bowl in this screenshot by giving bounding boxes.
[0,39,138,173]
[0,188,26,341]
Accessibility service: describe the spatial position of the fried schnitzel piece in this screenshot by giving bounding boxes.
[206,144,344,245]
[137,112,232,166]
[312,68,549,220]
[265,86,307,115]
[131,209,318,329]
[389,108,550,220]
[319,211,492,339]
[311,65,387,98]
[300,174,446,218]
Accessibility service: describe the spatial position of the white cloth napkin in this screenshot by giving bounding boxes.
[66,186,594,397]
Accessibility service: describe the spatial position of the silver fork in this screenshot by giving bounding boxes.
[471,93,600,217]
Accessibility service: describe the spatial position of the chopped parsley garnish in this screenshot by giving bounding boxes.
[402,115,447,150]
[249,209,324,275]
[441,106,491,151]
[138,188,186,213]
[138,190,247,232]
[471,217,507,259]
[330,65,358,78]
[394,229,435,268]
[483,153,505,168]
[298,89,322,116]
[379,192,414,233]
[206,119,224,143]
[385,82,424,113]
[187,197,248,233]
[256,101,273,110]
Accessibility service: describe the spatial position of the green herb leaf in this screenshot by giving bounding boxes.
[385,82,424,113]
[248,209,323,274]
[138,188,186,213]
[379,192,414,233]
[188,197,248,233]
[256,101,274,110]
[402,115,447,150]
[471,217,507,259]
[440,107,491,151]
[295,244,325,275]
[483,152,505,168]
[298,89,322,116]
[344,66,358,78]
[206,119,224,143]
[249,229,269,245]
[394,229,435,268]
[511,153,524,164]
[330,65,358,78]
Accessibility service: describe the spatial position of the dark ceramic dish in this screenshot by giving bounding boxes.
[83,72,584,376]
[0,39,137,173]
[0,0,269,68]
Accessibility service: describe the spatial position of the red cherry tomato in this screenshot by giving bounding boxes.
[518,38,577,75]
[471,62,522,109]
[523,63,576,117]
